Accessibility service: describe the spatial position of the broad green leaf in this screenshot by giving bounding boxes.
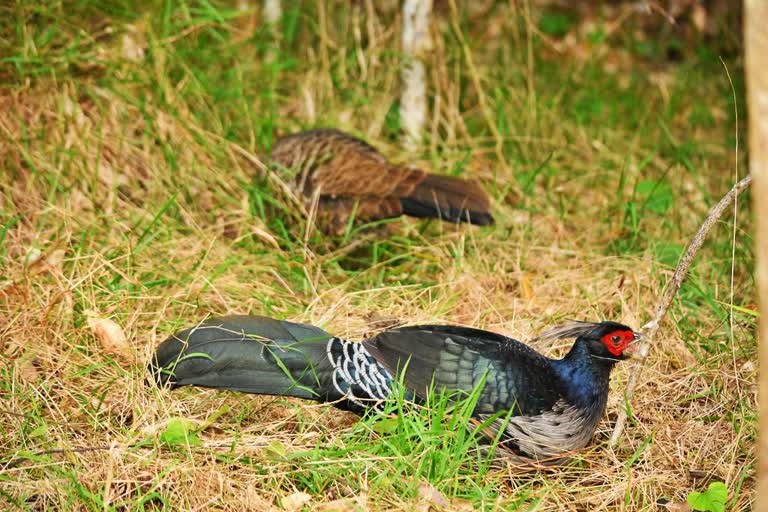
[654,241,684,267]
[687,481,727,512]
[264,439,287,460]
[636,179,674,215]
[372,417,399,434]
[538,13,574,36]
[160,418,202,447]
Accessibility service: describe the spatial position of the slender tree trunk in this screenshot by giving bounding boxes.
[400,0,433,151]
[263,0,282,105]
[263,0,282,25]
[745,0,768,510]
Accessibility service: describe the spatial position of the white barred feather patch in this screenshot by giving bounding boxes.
[326,337,394,409]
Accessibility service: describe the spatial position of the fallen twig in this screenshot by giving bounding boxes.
[609,173,753,446]
[1,445,113,471]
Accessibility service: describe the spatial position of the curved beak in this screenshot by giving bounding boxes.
[623,331,644,358]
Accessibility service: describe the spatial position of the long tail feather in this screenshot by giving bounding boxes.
[149,315,399,412]
[400,173,494,225]
[150,315,336,400]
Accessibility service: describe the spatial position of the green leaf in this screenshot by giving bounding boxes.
[687,481,727,512]
[263,439,287,460]
[715,301,760,318]
[28,425,48,438]
[160,418,202,447]
[372,417,399,434]
[383,99,400,141]
[624,432,652,469]
[636,179,674,215]
[538,13,574,37]
[654,242,684,267]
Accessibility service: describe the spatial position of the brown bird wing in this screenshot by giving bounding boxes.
[313,160,425,198]
[316,196,404,234]
[271,128,493,226]
[271,128,426,198]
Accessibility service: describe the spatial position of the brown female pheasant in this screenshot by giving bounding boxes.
[270,128,494,232]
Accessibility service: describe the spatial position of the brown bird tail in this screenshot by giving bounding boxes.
[400,173,494,225]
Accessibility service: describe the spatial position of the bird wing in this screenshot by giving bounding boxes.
[271,128,426,198]
[311,159,426,199]
[271,128,494,225]
[316,196,404,231]
[362,325,564,415]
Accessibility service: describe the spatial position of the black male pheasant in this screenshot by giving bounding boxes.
[150,315,640,464]
[270,128,494,232]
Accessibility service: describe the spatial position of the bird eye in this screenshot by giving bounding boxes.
[611,334,621,345]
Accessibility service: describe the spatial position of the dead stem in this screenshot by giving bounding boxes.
[610,173,753,445]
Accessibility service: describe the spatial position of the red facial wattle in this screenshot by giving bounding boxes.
[600,330,635,356]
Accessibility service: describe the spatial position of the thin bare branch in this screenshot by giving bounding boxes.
[2,445,113,471]
[609,173,753,446]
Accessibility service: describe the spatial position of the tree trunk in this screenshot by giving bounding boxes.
[263,0,282,25]
[745,0,768,510]
[400,0,433,151]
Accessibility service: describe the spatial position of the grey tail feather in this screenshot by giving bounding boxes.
[149,315,336,401]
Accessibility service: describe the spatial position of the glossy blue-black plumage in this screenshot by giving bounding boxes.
[150,315,636,461]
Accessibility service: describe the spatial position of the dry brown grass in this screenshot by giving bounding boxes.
[0,1,755,510]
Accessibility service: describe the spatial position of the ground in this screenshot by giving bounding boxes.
[0,1,756,511]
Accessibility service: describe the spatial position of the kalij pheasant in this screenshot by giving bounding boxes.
[270,128,493,232]
[150,315,640,463]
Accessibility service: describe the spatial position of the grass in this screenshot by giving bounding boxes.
[0,1,755,510]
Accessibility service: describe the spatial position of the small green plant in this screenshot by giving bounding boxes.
[687,481,728,512]
[159,418,202,448]
[538,12,575,37]
[635,178,674,216]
